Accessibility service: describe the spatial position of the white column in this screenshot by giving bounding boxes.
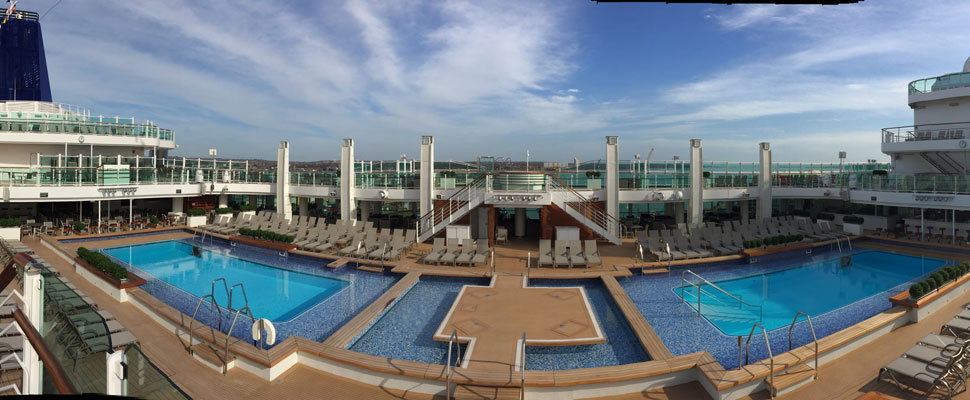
[218,193,228,208]
[739,200,749,223]
[22,267,42,394]
[674,202,685,225]
[340,139,357,221]
[419,136,435,219]
[757,142,772,221]
[514,208,526,238]
[171,197,183,214]
[688,138,703,228]
[276,141,293,220]
[605,136,619,237]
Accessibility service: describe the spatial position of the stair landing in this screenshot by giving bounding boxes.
[769,363,817,396]
[453,384,520,400]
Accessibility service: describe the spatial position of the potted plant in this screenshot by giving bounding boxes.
[0,218,20,240]
[842,215,864,235]
[185,208,207,227]
[238,204,257,218]
[215,207,234,215]
[72,221,88,235]
[585,171,603,190]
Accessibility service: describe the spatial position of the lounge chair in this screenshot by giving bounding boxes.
[879,352,962,399]
[438,239,461,265]
[470,239,489,266]
[674,237,702,259]
[537,240,553,267]
[423,238,446,264]
[569,240,586,268]
[584,240,601,267]
[553,240,569,268]
[337,233,366,257]
[688,237,713,258]
[646,237,673,261]
[454,239,476,266]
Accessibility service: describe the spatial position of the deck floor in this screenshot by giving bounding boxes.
[21,231,970,399]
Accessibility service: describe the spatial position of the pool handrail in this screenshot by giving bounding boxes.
[212,278,230,327]
[682,270,763,320]
[788,311,819,375]
[187,293,221,353]
[520,331,526,400]
[224,305,255,375]
[228,282,249,312]
[445,329,462,400]
[744,323,774,398]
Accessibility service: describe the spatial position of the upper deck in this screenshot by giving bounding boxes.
[0,101,175,149]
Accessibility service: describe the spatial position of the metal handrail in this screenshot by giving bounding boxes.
[520,331,526,400]
[186,294,221,351]
[683,270,761,310]
[744,323,774,398]
[788,311,819,374]
[228,283,249,312]
[445,329,462,400]
[224,306,255,375]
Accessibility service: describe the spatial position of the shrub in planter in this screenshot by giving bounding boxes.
[872,169,889,176]
[910,283,925,299]
[0,218,19,228]
[186,208,206,217]
[73,222,87,231]
[77,247,128,280]
[585,171,602,179]
[702,171,711,178]
[754,239,763,247]
[149,216,160,225]
[919,280,930,295]
[816,213,835,221]
[215,207,234,214]
[239,204,257,212]
[843,215,865,224]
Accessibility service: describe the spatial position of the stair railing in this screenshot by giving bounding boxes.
[416,174,489,241]
[744,323,774,398]
[788,311,819,375]
[545,174,619,238]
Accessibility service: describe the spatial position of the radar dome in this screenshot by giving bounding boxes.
[964,56,970,73]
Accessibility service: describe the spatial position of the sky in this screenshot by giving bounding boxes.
[26,0,970,163]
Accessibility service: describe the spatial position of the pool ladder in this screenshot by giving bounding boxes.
[738,313,818,398]
[185,278,256,375]
[445,329,464,400]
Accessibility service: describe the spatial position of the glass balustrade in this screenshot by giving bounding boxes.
[0,118,174,141]
[909,72,970,94]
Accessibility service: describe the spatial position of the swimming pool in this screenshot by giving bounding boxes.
[621,243,954,368]
[104,241,349,321]
[347,276,649,369]
[675,251,944,335]
[100,238,400,345]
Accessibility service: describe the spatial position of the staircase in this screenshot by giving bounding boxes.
[546,175,622,245]
[417,174,489,243]
[921,152,964,174]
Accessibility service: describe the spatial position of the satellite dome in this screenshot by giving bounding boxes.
[964,56,970,73]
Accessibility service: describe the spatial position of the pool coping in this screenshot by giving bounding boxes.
[40,229,970,399]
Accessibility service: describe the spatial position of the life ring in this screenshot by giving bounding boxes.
[252,318,276,346]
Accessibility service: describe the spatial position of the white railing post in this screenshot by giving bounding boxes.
[106,349,126,396]
[22,267,43,394]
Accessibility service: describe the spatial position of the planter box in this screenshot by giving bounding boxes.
[186,215,207,227]
[74,256,146,302]
[587,178,602,190]
[229,235,298,251]
[891,273,970,322]
[843,223,863,235]
[0,227,20,241]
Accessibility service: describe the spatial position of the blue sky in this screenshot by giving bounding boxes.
[28,0,970,163]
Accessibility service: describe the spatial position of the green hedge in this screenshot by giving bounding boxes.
[77,247,128,280]
[843,215,864,224]
[743,234,804,249]
[215,207,234,214]
[910,262,970,299]
[238,228,294,243]
[585,171,602,179]
[872,169,889,176]
[239,204,257,212]
[816,213,835,221]
[185,209,206,217]
[0,218,20,228]
[73,222,87,231]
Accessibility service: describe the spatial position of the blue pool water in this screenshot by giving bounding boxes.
[674,251,944,335]
[104,241,349,321]
[100,238,400,345]
[348,277,649,369]
[621,242,954,368]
